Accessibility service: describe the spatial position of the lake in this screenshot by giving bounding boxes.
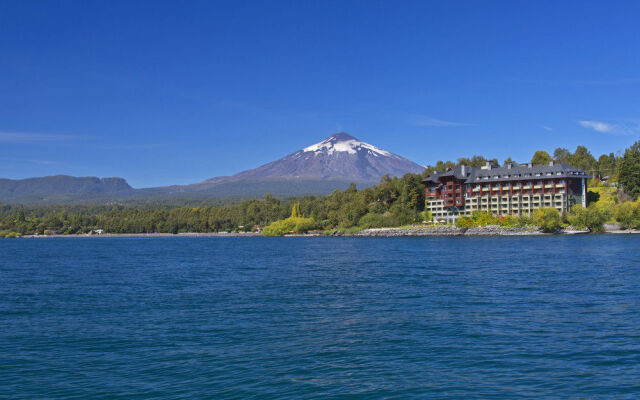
[1,236,639,399]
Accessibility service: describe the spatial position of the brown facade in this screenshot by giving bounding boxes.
[422,163,589,222]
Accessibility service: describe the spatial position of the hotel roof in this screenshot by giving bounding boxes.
[422,162,591,184]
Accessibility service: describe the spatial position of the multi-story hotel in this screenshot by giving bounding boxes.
[423,162,590,223]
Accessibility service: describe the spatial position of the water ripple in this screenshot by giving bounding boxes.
[1,235,639,398]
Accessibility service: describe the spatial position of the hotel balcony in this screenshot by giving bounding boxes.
[556,182,565,188]
[544,184,554,189]
[482,187,490,192]
[472,187,481,192]
[523,185,531,189]
[533,184,542,189]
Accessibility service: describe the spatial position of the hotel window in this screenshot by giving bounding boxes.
[556,172,562,175]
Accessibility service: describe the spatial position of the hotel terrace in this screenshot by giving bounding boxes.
[422,162,590,224]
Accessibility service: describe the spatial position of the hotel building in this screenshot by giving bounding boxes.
[423,162,590,223]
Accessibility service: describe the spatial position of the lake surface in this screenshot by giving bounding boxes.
[1,236,640,399]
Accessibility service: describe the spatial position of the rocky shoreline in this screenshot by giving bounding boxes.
[354,225,544,237]
[354,224,640,237]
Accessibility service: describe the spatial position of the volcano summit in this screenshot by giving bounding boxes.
[215,132,424,182]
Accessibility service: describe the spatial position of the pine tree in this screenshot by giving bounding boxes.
[619,141,640,200]
[291,202,301,218]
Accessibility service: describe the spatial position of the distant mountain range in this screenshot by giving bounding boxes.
[0,133,425,204]
[0,176,135,203]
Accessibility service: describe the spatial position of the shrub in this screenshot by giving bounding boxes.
[390,203,421,225]
[532,207,561,232]
[358,213,386,229]
[262,217,317,236]
[510,214,531,227]
[4,232,21,238]
[455,216,475,228]
[470,211,499,226]
[498,215,518,227]
[293,217,318,233]
[345,226,363,235]
[567,204,607,232]
[613,201,640,229]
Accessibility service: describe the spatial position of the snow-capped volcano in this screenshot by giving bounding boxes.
[228,132,425,181]
[302,132,392,157]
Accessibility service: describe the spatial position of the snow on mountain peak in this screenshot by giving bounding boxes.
[303,133,393,157]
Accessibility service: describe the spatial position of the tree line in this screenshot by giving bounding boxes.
[425,144,621,178]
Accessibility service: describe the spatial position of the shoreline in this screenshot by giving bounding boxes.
[354,225,640,237]
[19,232,262,238]
[354,226,544,237]
[13,225,640,238]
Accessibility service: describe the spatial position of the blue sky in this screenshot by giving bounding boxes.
[1,0,639,188]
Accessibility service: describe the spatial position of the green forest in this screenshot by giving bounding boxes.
[1,141,639,237]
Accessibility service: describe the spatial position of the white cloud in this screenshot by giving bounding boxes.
[577,120,638,135]
[410,115,473,127]
[541,125,553,131]
[578,120,615,133]
[0,132,74,143]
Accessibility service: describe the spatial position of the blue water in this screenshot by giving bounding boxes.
[1,236,640,399]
